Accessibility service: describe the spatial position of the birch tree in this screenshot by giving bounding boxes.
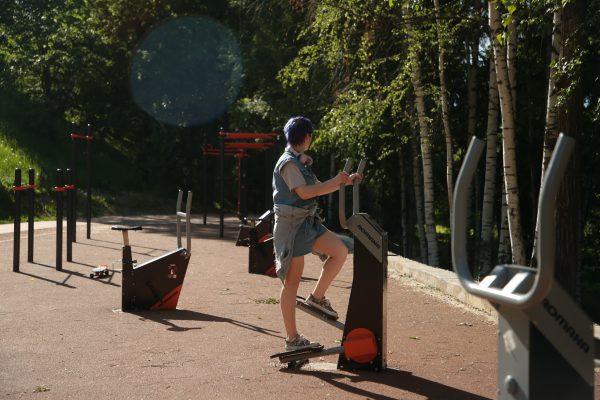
[541,7,563,185]
[531,6,562,264]
[479,55,500,276]
[411,128,428,264]
[398,145,409,256]
[489,0,526,265]
[406,4,440,267]
[433,0,454,222]
[554,0,584,297]
[507,17,518,116]
[467,36,480,268]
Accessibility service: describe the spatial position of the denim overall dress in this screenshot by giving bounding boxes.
[272,149,327,279]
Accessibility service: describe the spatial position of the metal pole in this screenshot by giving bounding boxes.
[27,168,34,263]
[265,149,271,212]
[13,168,21,273]
[70,134,77,243]
[219,133,224,238]
[86,135,92,239]
[203,132,207,225]
[236,155,241,219]
[56,169,63,271]
[66,168,73,262]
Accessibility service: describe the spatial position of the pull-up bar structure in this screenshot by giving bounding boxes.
[205,131,278,238]
[202,144,249,228]
[70,129,94,239]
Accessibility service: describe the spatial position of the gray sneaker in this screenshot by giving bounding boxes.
[305,294,339,320]
[285,334,321,351]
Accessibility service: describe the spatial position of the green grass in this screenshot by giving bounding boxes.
[0,126,42,190]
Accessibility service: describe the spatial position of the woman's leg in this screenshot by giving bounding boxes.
[311,230,348,299]
[280,256,304,341]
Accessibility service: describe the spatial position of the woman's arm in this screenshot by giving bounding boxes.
[293,172,362,200]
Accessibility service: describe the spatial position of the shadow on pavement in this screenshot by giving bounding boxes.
[15,269,77,288]
[75,240,168,258]
[132,309,283,338]
[288,367,492,400]
[85,237,171,254]
[23,262,120,288]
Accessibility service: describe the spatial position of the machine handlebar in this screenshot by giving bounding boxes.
[451,133,574,309]
[353,160,366,215]
[176,190,193,252]
[339,158,366,230]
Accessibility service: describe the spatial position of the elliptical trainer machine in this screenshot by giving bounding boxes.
[452,134,598,399]
[235,209,276,277]
[116,190,193,311]
[272,159,388,371]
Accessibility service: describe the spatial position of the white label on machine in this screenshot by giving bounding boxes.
[503,329,518,354]
[527,283,594,386]
[348,214,384,263]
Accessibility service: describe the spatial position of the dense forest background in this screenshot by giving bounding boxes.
[1,0,599,321]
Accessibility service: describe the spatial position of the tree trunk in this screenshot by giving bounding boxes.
[412,65,440,267]
[411,129,428,265]
[467,43,479,141]
[489,0,526,265]
[497,180,511,264]
[413,82,440,267]
[467,37,480,268]
[433,0,454,225]
[479,55,500,276]
[398,146,409,256]
[554,0,584,299]
[405,4,439,267]
[507,18,518,116]
[531,8,563,265]
[541,9,562,182]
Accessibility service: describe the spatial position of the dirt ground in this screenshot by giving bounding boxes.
[0,215,598,399]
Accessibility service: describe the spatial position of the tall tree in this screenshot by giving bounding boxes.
[411,127,428,264]
[530,4,562,265]
[479,55,500,276]
[433,0,455,223]
[405,3,440,267]
[554,0,585,298]
[489,0,526,264]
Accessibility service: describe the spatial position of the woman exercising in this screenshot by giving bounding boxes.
[272,116,361,351]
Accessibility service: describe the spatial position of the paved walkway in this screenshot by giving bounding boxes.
[2,215,599,342]
[0,214,598,399]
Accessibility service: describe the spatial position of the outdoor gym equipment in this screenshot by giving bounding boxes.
[272,159,388,371]
[11,167,80,273]
[235,209,276,277]
[119,190,193,311]
[452,133,598,399]
[236,210,275,275]
[212,131,278,237]
[70,129,94,240]
[54,168,78,271]
[11,168,35,272]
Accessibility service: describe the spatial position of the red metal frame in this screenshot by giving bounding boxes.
[224,142,274,150]
[212,131,278,224]
[70,133,94,141]
[218,132,278,140]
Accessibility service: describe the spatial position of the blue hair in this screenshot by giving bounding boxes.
[284,116,313,146]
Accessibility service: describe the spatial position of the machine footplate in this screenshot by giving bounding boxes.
[295,296,339,321]
[271,344,324,361]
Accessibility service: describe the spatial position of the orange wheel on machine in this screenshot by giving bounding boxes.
[343,327,378,363]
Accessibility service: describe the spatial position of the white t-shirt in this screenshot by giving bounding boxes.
[281,162,306,191]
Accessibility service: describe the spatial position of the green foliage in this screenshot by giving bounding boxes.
[1,0,599,320]
[0,128,39,187]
